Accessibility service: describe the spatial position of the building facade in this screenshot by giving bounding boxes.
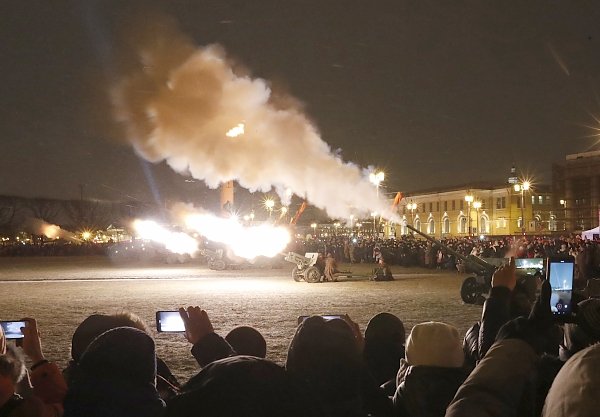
[393,183,555,238]
[552,150,600,231]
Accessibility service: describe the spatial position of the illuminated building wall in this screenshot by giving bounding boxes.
[394,183,554,238]
[553,151,600,231]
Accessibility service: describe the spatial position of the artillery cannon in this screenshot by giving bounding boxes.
[201,248,229,270]
[405,225,497,304]
[284,252,323,283]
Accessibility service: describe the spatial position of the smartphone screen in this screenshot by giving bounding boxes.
[156,311,185,332]
[0,321,27,339]
[546,257,575,316]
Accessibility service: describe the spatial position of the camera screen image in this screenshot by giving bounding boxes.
[156,311,185,332]
[0,321,26,339]
[548,261,574,315]
[514,258,544,270]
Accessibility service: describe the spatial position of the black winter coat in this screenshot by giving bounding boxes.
[392,365,467,417]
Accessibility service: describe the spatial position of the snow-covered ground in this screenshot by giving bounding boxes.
[0,257,481,382]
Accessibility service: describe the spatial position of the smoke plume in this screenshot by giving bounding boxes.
[113,20,397,221]
[25,219,78,241]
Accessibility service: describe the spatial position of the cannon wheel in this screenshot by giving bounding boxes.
[460,276,482,304]
[304,266,322,283]
[209,259,227,271]
[292,267,303,282]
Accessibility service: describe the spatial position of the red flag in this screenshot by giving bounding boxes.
[391,192,404,209]
[290,201,308,225]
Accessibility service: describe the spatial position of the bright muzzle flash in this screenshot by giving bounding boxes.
[225,123,245,138]
[185,213,290,259]
[132,219,199,255]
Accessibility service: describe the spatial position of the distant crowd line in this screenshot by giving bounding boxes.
[2,234,600,278]
[292,234,600,280]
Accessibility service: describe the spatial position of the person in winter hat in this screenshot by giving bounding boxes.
[542,343,600,417]
[393,322,467,417]
[63,327,165,417]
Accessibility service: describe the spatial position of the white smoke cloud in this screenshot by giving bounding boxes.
[113,23,399,222]
[24,218,79,241]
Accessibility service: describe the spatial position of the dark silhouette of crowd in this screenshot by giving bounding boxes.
[3,234,600,283]
[0,242,110,257]
[292,234,600,278]
[3,257,600,416]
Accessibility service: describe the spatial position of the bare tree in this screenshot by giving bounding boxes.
[0,196,24,234]
[63,199,113,231]
[26,198,60,224]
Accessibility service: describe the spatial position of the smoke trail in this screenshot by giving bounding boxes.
[113,20,397,221]
[25,219,79,241]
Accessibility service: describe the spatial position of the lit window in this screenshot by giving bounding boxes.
[428,219,435,234]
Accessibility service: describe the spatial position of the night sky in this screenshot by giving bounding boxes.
[2,1,600,208]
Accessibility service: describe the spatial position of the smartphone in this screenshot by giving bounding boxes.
[156,311,185,333]
[297,315,347,325]
[0,321,27,339]
[545,256,575,317]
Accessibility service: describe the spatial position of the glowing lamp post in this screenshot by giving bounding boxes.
[514,181,530,235]
[311,222,317,237]
[465,194,474,236]
[264,198,275,219]
[560,199,567,231]
[349,214,354,230]
[473,201,482,234]
[371,212,378,237]
[407,202,418,228]
[280,206,288,220]
[369,171,385,198]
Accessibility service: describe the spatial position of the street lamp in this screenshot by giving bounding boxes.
[369,171,385,198]
[407,202,418,227]
[280,206,288,220]
[334,222,340,236]
[311,222,317,237]
[560,199,567,231]
[465,194,474,236]
[349,214,354,229]
[371,212,378,237]
[473,201,482,234]
[264,198,275,219]
[514,181,530,234]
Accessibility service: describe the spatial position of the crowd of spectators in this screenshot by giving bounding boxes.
[292,234,600,280]
[3,233,600,282]
[0,242,110,257]
[2,258,600,416]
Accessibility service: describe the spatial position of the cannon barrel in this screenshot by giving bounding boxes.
[283,251,312,266]
[405,225,496,275]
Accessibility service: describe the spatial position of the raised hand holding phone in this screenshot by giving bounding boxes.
[20,318,45,363]
[178,306,214,345]
[545,256,575,317]
[492,257,516,291]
